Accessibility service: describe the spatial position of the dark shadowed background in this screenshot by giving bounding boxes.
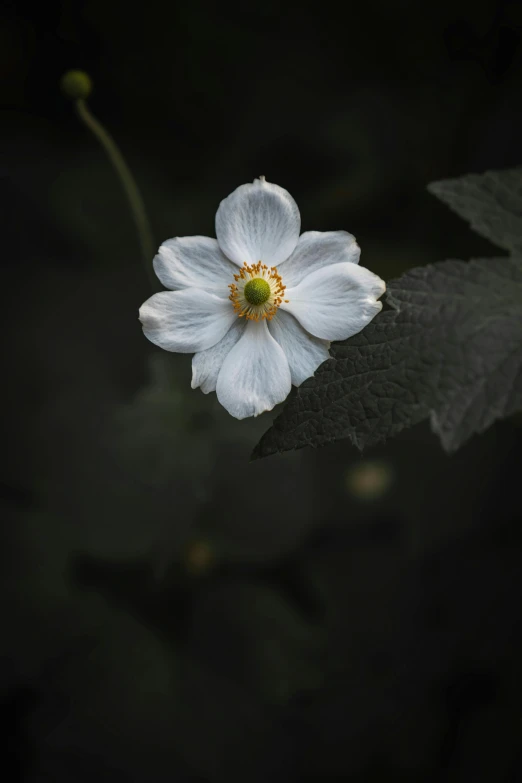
[2,0,522,780]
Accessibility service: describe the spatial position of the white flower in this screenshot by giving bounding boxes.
[139,178,386,419]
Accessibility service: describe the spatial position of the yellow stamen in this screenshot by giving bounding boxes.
[228,261,288,321]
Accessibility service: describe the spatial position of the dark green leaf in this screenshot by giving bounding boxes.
[253,256,522,458]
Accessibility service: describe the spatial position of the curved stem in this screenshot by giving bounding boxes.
[75,98,156,289]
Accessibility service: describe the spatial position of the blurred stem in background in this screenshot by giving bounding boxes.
[60,70,157,290]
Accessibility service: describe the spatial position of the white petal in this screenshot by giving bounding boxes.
[153,236,236,294]
[216,319,291,419]
[281,262,386,341]
[278,230,360,288]
[139,289,236,353]
[215,178,300,267]
[191,318,246,394]
[268,309,330,386]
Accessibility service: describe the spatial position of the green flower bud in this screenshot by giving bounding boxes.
[60,70,93,100]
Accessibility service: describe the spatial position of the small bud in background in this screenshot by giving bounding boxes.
[184,539,215,576]
[60,70,93,100]
[345,459,394,501]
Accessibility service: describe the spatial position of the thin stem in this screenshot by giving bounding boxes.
[75,98,156,289]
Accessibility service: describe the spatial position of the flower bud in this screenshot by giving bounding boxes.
[184,539,215,576]
[60,70,93,100]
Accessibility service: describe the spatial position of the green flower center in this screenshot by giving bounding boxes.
[244,277,271,306]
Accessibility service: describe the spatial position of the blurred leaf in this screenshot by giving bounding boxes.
[237,583,325,705]
[190,579,325,707]
[111,354,215,490]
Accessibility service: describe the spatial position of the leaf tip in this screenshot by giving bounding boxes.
[250,438,274,462]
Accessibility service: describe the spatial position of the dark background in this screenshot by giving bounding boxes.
[2,0,522,780]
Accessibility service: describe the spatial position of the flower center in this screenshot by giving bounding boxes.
[244,277,271,305]
[228,261,289,321]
